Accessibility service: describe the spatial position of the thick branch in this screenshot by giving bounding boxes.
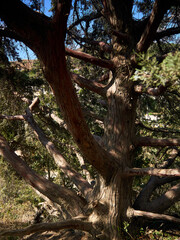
[0,29,25,43]
[0,0,50,51]
[133,150,180,211]
[25,108,93,199]
[70,72,107,97]
[137,137,180,147]
[0,98,92,199]
[131,209,180,223]
[124,167,180,177]
[144,182,180,213]
[137,0,171,52]
[0,219,96,238]
[65,48,115,69]
[0,135,85,215]
[155,27,180,40]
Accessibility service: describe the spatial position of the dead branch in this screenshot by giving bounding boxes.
[65,48,115,69]
[0,219,97,238]
[136,137,180,147]
[137,0,171,52]
[29,97,40,111]
[131,209,180,223]
[124,167,180,177]
[0,99,92,202]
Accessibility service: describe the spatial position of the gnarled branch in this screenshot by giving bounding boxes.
[68,31,112,53]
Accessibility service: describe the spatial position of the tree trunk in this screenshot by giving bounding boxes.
[87,61,137,239]
[40,35,137,237]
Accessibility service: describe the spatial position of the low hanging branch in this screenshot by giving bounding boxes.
[0,98,93,199]
[131,209,180,223]
[65,48,115,69]
[0,219,97,238]
[25,108,93,199]
[124,167,180,177]
[0,135,85,215]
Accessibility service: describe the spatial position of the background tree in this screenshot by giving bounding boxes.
[0,0,180,239]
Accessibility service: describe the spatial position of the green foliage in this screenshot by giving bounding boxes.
[131,51,180,87]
